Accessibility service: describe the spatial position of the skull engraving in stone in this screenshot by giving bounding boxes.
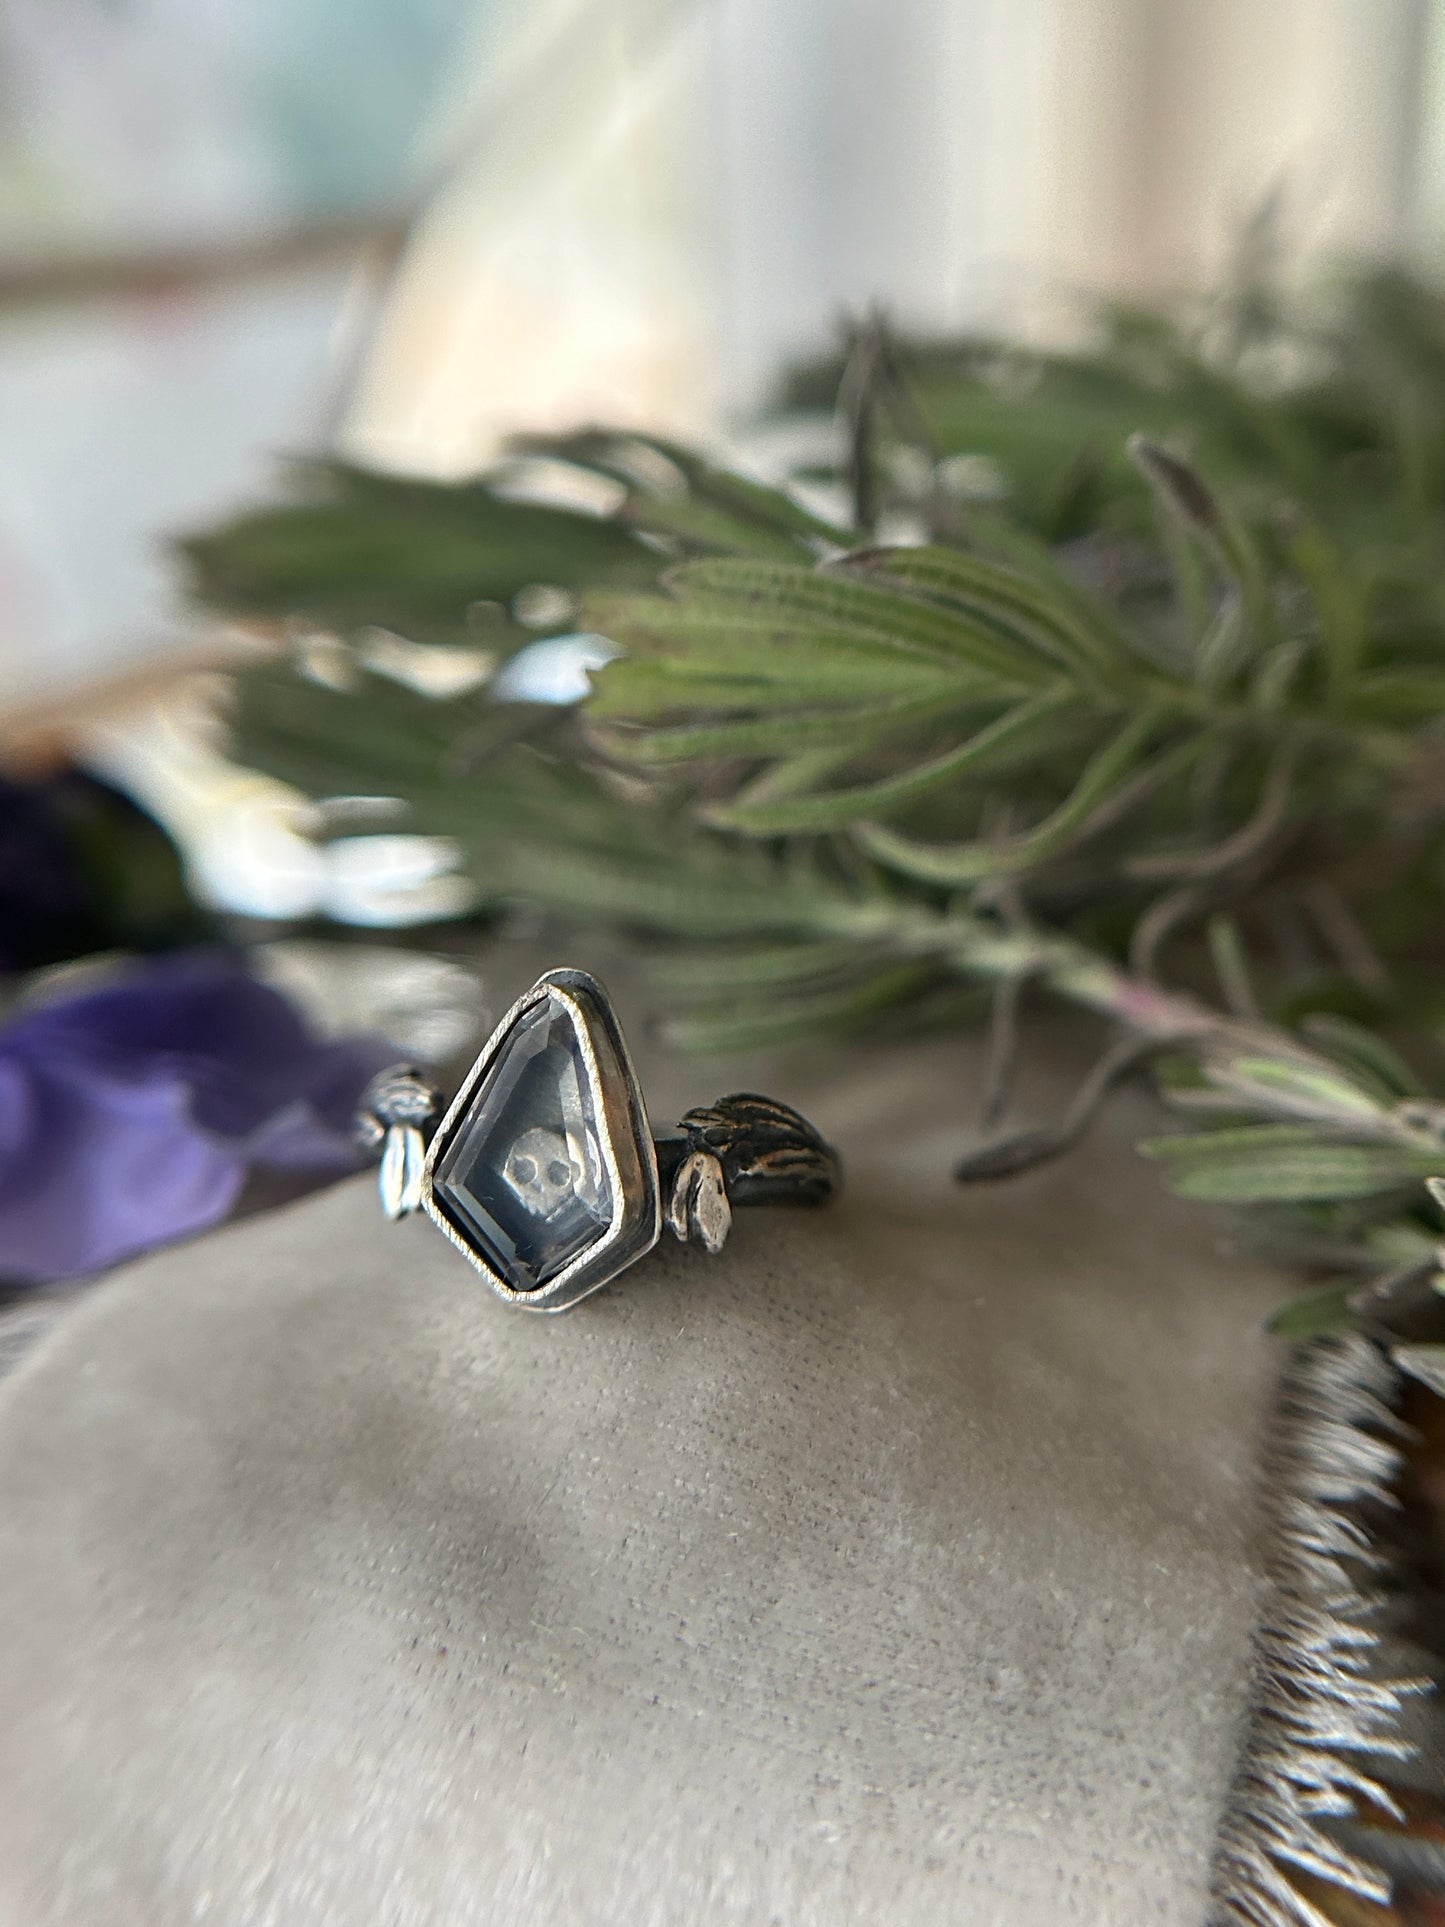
[503,1126,582,1220]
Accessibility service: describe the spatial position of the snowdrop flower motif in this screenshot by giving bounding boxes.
[0,950,395,1286]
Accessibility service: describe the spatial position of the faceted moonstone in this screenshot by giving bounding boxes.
[430,995,613,1291]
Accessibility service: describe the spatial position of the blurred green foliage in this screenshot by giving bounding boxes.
[189,262,1445,1341]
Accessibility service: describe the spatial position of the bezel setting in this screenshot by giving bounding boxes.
[420,969,660,1312]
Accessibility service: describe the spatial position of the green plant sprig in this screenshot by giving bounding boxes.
[201,265,1445,1350]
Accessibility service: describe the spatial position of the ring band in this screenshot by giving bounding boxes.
[356,968,840,1313]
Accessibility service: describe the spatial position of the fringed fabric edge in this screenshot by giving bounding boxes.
[1211,1332,1430,1926]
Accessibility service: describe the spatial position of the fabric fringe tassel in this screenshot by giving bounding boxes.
[1212,1332,1430,1926]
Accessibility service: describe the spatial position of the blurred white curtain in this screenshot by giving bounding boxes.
[345,0,1434,474]
[1,0,1433,701]
[343,0,720,474]
[1029,0,1429,297]
[707,0,1430,338]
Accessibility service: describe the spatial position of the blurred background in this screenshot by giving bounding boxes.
[10,15,1445,1919]
[0,0,1442,916]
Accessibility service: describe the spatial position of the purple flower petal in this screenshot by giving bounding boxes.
[0,950,398,1284]
[0,1053,244,1284]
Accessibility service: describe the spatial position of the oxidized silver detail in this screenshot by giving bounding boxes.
[665,1093,840,1207]
[355,974,839,1309]
[356,1065,441,1144]
[379,1123,428,1220]
[357,1066,441,1220]
[666,1149,732,1254]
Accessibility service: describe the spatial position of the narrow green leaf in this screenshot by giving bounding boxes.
[1300,1015,1425,1102]
[648,939,882,996]
[587,647,973,715]
[1363,1219,1438,1267]
[1279,515,1364,705]
[855,705,1164,883]
[1206,913,1259,1019]
[662,961,935,1052]
[591,693,981,764]
[510,429,851,546]
[182,460,659,644]
[1267,1281,1358,1338]
[701,689,1071,834]
[1351,667,1445,723]
[1128,436,1275,677]
[589,602,1025,689]
[605,559,1054,679]
[1193,597,1255,689]
[1209,1053,1388,1123]
[636,432,853,541]
[949,506,1136,663]
[730,745,855,806]
[1140,1125,1423,1202]
[623,491,809,559]
[1249,637,1307,713]
[232,659,457,798]
[836,543,1124,681]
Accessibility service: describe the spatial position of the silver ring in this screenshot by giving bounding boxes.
[356,968,840,1313]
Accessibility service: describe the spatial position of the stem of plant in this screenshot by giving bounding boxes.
[816,895,1445,1159]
